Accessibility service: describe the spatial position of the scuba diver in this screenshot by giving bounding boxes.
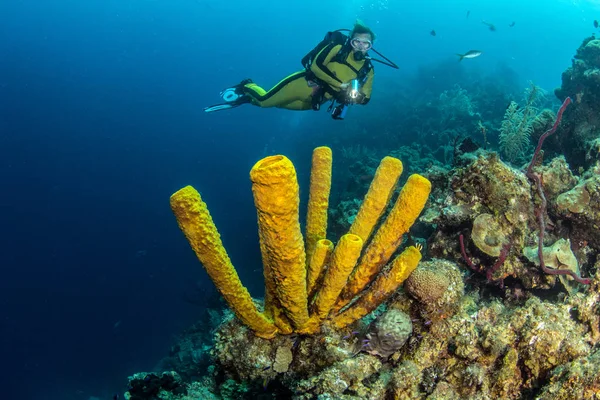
[204,20,398,120]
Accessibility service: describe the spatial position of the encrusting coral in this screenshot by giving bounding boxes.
[170,146,431,338]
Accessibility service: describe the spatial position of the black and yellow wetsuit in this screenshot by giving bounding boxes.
[241,44,374,110]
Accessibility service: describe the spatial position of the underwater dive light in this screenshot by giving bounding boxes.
[348,79,360,101]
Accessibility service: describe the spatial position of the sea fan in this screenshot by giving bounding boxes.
[499,83,546,164]
[499,101,533,163]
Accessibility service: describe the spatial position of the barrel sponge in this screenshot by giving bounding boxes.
[170,186,278,339]
[305,147,333,263]
[250,155,309,329]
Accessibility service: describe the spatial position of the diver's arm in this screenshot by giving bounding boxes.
[310,44,344,89]
[360,69,374,105]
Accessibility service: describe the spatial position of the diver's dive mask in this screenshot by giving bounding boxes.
[350,38,373,51]
[350,37,371,61]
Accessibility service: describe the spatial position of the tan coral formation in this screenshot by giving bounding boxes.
[426,152,596,289]
[471,213,508,257]
[201,268,600,400]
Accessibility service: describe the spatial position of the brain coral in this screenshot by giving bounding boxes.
[405,267,450,304]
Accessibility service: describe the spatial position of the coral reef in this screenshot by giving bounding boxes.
[424,98,596,290]
[122,36,600,400]
[135,142,599,399]
[125,268,600,400]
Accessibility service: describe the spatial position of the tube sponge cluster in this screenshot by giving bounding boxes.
[170,147,431,338]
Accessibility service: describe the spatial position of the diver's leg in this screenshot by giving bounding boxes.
[243,72,314,110]
[205,73,314,112]
[281,99,313,111]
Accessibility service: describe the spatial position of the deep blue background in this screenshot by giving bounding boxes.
[1,1,599,398]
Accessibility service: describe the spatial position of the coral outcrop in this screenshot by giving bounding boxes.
[554,36,600,169]
[424,148,595,290]
[125,269,600,400]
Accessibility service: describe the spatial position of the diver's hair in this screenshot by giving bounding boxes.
[351,19,376,41]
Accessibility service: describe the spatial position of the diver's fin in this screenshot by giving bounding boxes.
[204,103,241,113]
[219,79,253,102]
[205,79,253,113]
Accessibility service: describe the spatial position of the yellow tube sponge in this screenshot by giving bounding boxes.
[310,234,363,321]
[305,147,333,263]
[260,241,294,335]
[331,246,422,329]
[337,174,431,307]
[306,239,334,297]
[348,156,403,242]
[250,155,309,329]
[170,186,278,339]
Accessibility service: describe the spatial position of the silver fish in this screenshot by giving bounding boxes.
[456,50,482,61]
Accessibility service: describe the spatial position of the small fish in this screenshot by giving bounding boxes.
[430,29,436,36]
[482,20,496,31]
[594,20,599,29]
[509,21,515,27]
[466,10,470,18]
[456,50,482,61]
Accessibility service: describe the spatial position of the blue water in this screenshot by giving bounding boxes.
[1,0,599,398]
